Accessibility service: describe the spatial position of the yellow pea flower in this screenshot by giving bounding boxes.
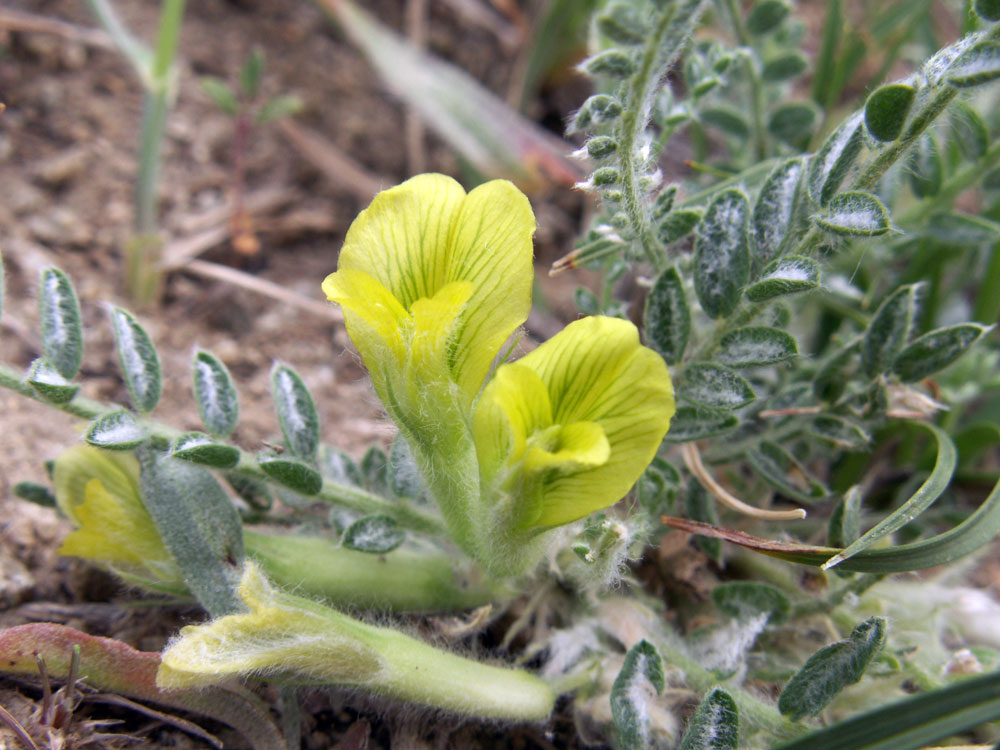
[322,173,535,416]
[53,444,185,592]
[323,176,674,576]
[475,316,675,529]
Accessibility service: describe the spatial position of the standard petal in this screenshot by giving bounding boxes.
[447,180,535,395]
[516,317,675,527]
[337,173,467,308]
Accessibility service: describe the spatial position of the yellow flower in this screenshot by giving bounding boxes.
[475,316,675,528]
[54,444,184,592]
[322,173,535,413]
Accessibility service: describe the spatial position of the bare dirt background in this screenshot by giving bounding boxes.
[0,0,598,747]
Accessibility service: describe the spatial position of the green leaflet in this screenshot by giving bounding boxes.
[138,450,245,618]
[745,256,820,302]
[947,41,1000,87]
[663,406,739,443]
[768,102,818,150]
[258,454,323,496]
[749,440,828,503]
[814,191,890,237]
[828,486,862,548]
[778,618,886,721]
[908,133,943,198]
[862,283,924,378]
[762,50,809,82]
[746,0,790,35]
[38,267,83,381]
[752,158,805,265]
[26,358,80,405]
[192,350,240,439]
[610,640,665,750]
[679,364,755,410]
[712,581,790,624]
[693,189,751,319]
[678,688,739,750]
[808,113,864,206]
[975,0,1000,20]
[645,267,690,365]
[86,410,148,451]
[774,667,1000,750]
[863,83,915,142]
[110,307,162,413]
[342,515,405,554]
[717,327,798,368]
[893,323,991,382]
[170,432,240,469]
[271,363,320,461]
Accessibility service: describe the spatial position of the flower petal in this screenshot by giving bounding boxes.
[322,267,408,366]
[523,421,610,475]
[329,174,535,398]
[445,180,535,395]
[474,362,552,483]
[516,317,676,527]
[409,280,473,376]
[336,173,467,309]
[53,444,142,525]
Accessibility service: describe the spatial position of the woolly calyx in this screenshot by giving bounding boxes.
[157,563,557,722]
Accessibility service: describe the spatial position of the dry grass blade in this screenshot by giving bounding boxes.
[0,9,114,49]
[84,694,222,749]
[278,120,386,200]
[0,703,40,750]
[682,442,807,521]
[179,259,343,323]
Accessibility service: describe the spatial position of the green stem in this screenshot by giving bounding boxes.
[85,0,148,76]
[0,363,446,537]
[854,23,1000,192]
[900,138,1000,224]
[162,566,556,722]
[677,158,778,207]
[151,0,186,81]
[974,241,1000,324]
[720,0,766,161]
[616,5,679,269]
[244,530,507,612]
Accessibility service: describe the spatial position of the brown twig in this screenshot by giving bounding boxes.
[405,0,428,174]
[0,704,40,750]
[757,406,822,418]
[278,120,386,200]
[84,694,222,749]
[681,442,807,521]
[0,8,114,49]
[177,259,342,323]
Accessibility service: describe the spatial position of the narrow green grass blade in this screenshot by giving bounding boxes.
[774,668,1000,750]
[661,470,1000,573]
[822,422,956,570]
